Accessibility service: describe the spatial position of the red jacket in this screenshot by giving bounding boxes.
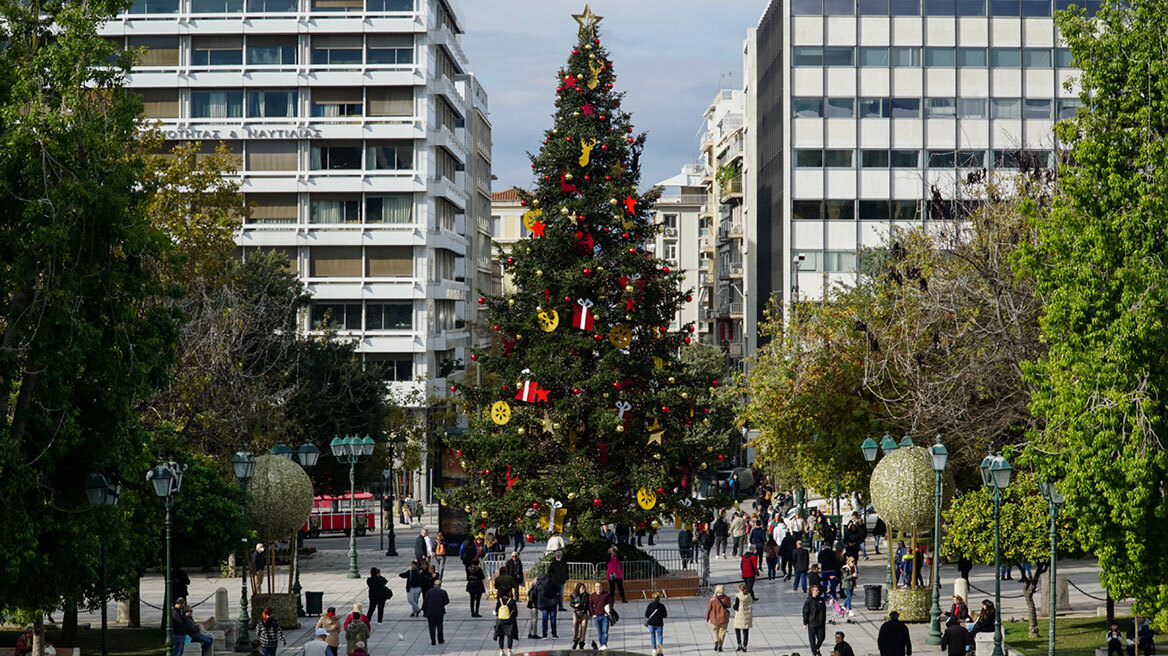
[741,553,759,578]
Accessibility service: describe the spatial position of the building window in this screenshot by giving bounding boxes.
[664,244,678,263]
[367,246,413,277]
[1022,48,1053,68]
[1022,98,1053,119]
[311,88,363,117]
[128,36,179,67]
[795,150,823,168]
[792,200,822,220]
[825,251,857,273]
[924,0,954,14]
[191,0,243,11]
[858,0,888,12]
[1056,98,1082,120]
[367,34,414,64]
[368,355,413,382]
[859,47,889,67]
[310,196,361,224]
[956,47,987,67]
[435,198,458,231]
[246,0,297,10]
[310,303,362,330]
[792,98,823,118]
[368,87,414,116]
[956,0,986,14]
[989,0,1021,14]
[792,0,823,14]
[892,200,920,221]
[825,200,855,220]
[861,150,889,168]
[309,246,361,277]
[1055,48,1074,68]
[925,47,955,67]
[1054,0,1101,13]
[125,0,179,14]
[859,200,890,220]
[435,147,460,181]
[1020,0,1051,15]
[191,36,243,66]
[824,0,855,14]
[858,97,890,118]
[890,150,920,168]
[824,149,854,167]
[366,0,414,10]
[366,302,412,330]
[366,194,413,223]
[139,89,179,119]
[247,90,297,118]
[926,97,956,118]
[311,36,362,65]
[663,213,678,230]
[433,249,457,281]
[993,150,1052,169]
[990,48,1022,68]
[957,150,986,168]
[890,98,921,118]
[890,46,921,67]
[928,150,956,167]
[792,47,855,67]
[991,98,1022,119]
[247,37,296,66]
[366,141,413,170]
[191,90,243,119]
[312,0,361,10]
[957,98,988,119]
[246,193,298,224]
[795,252,822,271]
[310,144,362,170]
[246,141,298,171]
[825,98,855,118]
[890,0,921,13]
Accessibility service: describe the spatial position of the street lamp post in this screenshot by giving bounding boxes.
[331,435,375,579]
[290,443,320,616]
[980,452,1013,656]
[230,452,257,652]
[85,472,121,656]
[1039,478,1065,656]
[926,437,949,645]
[862,433,900,609]
[147,461,187,652]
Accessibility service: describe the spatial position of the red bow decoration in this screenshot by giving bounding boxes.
[624,195,637,214]
[561,172,579,195]
[505,464,520,490]
[573,230,594,255]
[502,337,516,356]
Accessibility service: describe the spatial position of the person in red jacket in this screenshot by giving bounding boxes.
[741,545,760,601]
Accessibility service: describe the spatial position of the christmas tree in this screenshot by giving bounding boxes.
[450,5,728,541]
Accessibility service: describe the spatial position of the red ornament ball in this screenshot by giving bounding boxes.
[520,200,527,207]
[686,295,693,302]
[601,144,608,151]
[663,266,670,273]
[478,297,485,305]
[659,326,668,333]
[566,136,573,142]
[502,384,509,390]
[621,232,629,239]
[583,268,592,275]
[480,522,487,528]
[564,296,573,303]
[594,38,600,44]
[544,175,551,180]
[605,176,612,181]
[657,487,665,494]
[688,325,695,333]
[573,387,581,394]
[584,175,591,181]
[717,454,724,462]
[712,380,720,387]
[507,257,514,265]
[607,83,614,89]
[470,353,477,361]
[613,381,621,389]
[485,469,491,475]
[573,49,579,54]
[628,127,633,133]
[593,333,603,341]
[627,137,635,143]
[492,325,499,331]
[543,139,548,145]
[599,115,607,120]
[628,248,636,254]
[593,498,602,507]
[662,406,670,413]
[684,336,692,344]
[704,407,711,414]
[532,502,540,509]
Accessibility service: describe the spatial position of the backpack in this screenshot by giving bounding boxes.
[498,602,512,621]
[435,542,446,556]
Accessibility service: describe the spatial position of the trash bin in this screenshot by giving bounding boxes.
[864,584,882,610]
[305,591,324,616]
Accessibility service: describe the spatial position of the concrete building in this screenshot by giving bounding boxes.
[751,0,1085,314]
[649,168,706,333]
[489,187,526,295]
[100,0,491,404]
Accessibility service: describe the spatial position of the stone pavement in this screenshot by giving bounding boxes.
[82,500,1122,656]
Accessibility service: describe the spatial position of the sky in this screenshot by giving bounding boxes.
[457,0,768,192]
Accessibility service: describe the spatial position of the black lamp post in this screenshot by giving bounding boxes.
[926,437,949,645]
[1039,478,1065,656]
[289,443,319,616]
[862,432,899,607]
[980,451,1013,656]
[331,435,374,578]
[147,461,186,652]
[85,472,121,656]
[230,451,256,652]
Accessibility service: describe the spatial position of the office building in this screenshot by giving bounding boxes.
[650,168,706,334]
[100,0,491,403]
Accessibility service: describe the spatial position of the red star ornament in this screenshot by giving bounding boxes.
[565,74,579,89]
[531,221,546,237]
[581,102,595,116]
[625,298,636,311]
[624,195,636,214]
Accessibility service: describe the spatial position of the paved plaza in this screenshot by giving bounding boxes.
[82,503,1121,656]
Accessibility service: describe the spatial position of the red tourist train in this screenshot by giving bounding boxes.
[301,492,376,538]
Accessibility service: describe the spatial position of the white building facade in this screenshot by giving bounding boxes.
[754,0,1086,310]
[101,0,489,400]
[650,169,706,334]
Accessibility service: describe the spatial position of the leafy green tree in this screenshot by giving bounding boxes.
[0,0,181,640]
[942,473,1082,637]
[1021,0,1168,629]
[452,12,726,540]
[737,298,878,503]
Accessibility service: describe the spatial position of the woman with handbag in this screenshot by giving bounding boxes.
[605,546,627,603]
[434,532,447,580]
[570,583,590,649]
[733,583,754,652]
[705,585,732,652]
[644,592,668,655]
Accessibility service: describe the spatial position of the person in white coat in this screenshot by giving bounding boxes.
[545,531,567,554]
[772,518,789,545]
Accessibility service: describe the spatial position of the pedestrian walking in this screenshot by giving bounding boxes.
[840,556,858,610]
[365,567,390,623]
[414,528,434,565]
[398,561,425,617]
[524,580,541,640]
[644,592,668,656]
[421,579,449,645]
[844,517,865,562]
[588,581,616,650]
[536,573,559,638]
[713,512,730,558]
[940,616,970,654]
[818,542,840,599]
[873,517,887,554]
[605,546,627,603]
[833,631,857,656]
[434,532,448,579]
[779,530,796,579]
[748,521,767,554]
[313,608,340,656]
[764,537,779,580]
[877,610,913,656]
[741,545,760,600]
[792,539,811,593]
[546,530,567,554]
[466,559,486,617]
[345,641,368,656]
[254,606,285,656]
[730,513,747,557]
[493,588,519,656]
[549,550,569,611]
[501,551,524,600]
[342,604,370,648]
[299,629,330,656]
[569,583,591,649]
[419,558,436,594]
[802,584,827,656]
[494,567,516,606]
[250,544,266,593]
[678,525,695,569]
[732,583,753,652]
[706,584,732,652]
[957,554,973,582]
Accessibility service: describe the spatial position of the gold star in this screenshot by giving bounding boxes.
[573,4,603,34]
[648,430,663,445]
[541,411,555,434]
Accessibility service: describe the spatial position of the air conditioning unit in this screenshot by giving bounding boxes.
[700,308,714,320]
[664,228,678,238]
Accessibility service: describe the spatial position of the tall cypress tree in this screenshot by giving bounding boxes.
[452,6,727,541]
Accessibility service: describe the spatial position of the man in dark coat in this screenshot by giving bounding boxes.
[420,580,449,645]
[833,630,857,656]
[844,518,866,561]
[712,513,729,558]
[413,529,433,564]
[779,532,797,579]
[548,551,569,612]
[877,610,913,656]
[818,544,840,598]
[802,584,827,656]
[503,551,525,600]
[792,539,811,593]
[940,616,970,654]
[678,526,694,569]
[748,521,767,554]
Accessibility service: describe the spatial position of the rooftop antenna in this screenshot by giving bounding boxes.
[718,71,733,91]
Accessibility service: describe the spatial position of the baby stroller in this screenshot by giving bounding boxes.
[828,596,856,624]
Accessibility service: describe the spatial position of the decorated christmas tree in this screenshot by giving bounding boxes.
[450,5,728,541]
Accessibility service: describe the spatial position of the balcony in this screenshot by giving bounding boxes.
[729,263,743,277]
[700,308,714,320]
[720,176,743,201]
[728,343,744,357]
[699,237,713,251]
[700,130,715,152]
[730,301,744,317]
[728,223,744,238]
[699,204,714,219]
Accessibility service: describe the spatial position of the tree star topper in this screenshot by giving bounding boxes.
[573,3,603,35]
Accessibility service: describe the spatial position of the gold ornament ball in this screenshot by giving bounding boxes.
[588,53,596,59]
[680,274,687,281]
[536,305,543,312]
[597,266,605,272]
[681,392,689,399]
[565,173,574,181]
[553,422,561,430]
[516,334,522,340]
[699,463,708,470]
[650,520,660,528]
[706,446,714,452]
[533,199,540,207]
[602,392,609,399]
[615,425,624,432]
[869,446,955,532]
[625,284,635,293]
[480,511,489,518]
[584,44,593,50]
[508,299,515,306]
[609,198,619,206]
[440,499,447,506]
[553,128,559,134]
[561,207,570,215]
[653,453,661,459]
[668,376,676,384]
[460,459,467,468]
[464,505,472,512]
[568,492,577,500]
[536,270,543,277]
[625,314,632,321]
[658,225,665,233]
[573,111,581,118]
[517,427,525,435]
